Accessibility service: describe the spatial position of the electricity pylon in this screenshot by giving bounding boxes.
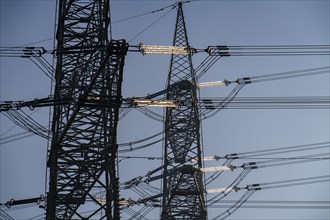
[46,0,128,219]
[161,2,207,219]
[1,1,329,219]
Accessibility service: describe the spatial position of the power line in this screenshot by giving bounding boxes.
[210,199,330,205]
[112,3,177,24]
[203,142,329,187]
[0,209,14,220]
[199,96,330,109]
[2,110,50,140]
[208,175,330,219]
[204,142,330,161]
[0,46,54,80]
[206,45,330,56]
[209,204,330,210]
[128,5,176,43]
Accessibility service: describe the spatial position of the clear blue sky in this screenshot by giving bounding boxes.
[0,0,329,219]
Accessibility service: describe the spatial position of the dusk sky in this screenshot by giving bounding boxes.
[0,0,329,219]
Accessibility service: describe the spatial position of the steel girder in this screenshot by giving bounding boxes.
[46,0,128,219]
[161,3,207,219]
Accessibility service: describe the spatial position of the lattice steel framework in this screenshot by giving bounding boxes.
[46,0,128,219]
[161,3,207,219]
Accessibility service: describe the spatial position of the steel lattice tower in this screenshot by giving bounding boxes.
[46,0,128,219]
[161,2,207,219]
